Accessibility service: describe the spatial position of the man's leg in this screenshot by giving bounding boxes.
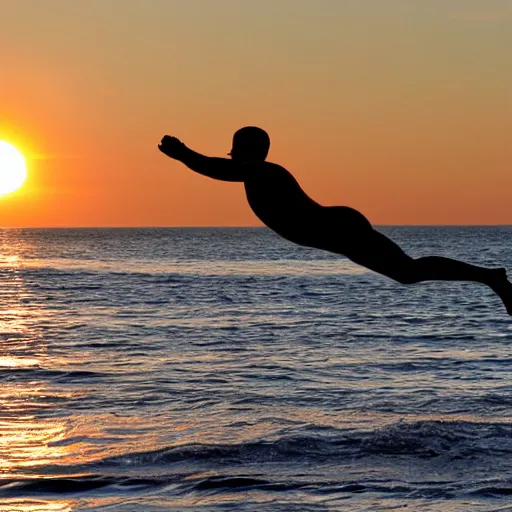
[343,227,512,314]
[347,228,498,283]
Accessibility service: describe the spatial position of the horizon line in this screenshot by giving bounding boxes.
[1,225,511,230]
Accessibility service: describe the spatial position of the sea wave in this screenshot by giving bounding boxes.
[93,419,512,467]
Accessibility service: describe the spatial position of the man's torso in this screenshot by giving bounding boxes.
[243,162,322,245]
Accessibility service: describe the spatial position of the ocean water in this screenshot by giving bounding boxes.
[0,226,511,512]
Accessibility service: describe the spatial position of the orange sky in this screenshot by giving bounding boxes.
[1,0,511,227]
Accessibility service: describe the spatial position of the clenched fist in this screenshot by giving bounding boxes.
[158,135,187,160]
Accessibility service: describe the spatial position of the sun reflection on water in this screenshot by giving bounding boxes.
[0,500,72,511]
[0,239,164,477]
[0,232,94,479]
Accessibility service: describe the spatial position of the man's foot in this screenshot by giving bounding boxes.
[488,268,512,316]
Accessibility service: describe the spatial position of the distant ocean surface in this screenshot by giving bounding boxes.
[0,226,511,512]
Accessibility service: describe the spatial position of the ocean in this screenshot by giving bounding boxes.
[0,226,511,512]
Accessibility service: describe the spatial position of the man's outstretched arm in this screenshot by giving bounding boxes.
[158,135,245,182]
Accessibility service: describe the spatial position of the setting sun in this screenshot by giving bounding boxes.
[0,141,27,196]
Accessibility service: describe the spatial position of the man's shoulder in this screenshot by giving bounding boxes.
[244,161,291,176]
[264,161,287,171]
[242,162,293,185]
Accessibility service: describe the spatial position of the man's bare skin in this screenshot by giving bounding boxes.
[159,126,512,315]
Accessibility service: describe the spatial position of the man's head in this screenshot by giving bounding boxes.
[229,126,270,162]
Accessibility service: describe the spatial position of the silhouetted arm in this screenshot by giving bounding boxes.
[177,147,245,182]
[158,136,245,182]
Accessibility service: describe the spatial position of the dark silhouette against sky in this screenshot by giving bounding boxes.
[159,127,512,315]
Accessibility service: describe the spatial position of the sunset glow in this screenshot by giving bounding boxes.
[0,0,510,226]
[0,142,27,196]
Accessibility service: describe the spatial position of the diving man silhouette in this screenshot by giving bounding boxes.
[159,126,512,315]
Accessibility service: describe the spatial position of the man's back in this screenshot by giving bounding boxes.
[243,162,322,244]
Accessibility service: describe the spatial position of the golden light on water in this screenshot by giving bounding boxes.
[0,141,27,196]
[0,500,72,511]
